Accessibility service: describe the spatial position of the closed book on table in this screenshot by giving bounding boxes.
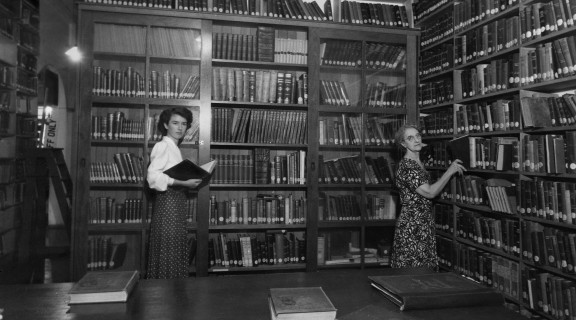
[69,270,139,304]
[369,272,503,311]
[268,287,337,320]
[163,159,217,185]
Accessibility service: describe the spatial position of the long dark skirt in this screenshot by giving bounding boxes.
[147,188,189,279]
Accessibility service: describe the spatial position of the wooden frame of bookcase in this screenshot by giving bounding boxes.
[72,3,419,280]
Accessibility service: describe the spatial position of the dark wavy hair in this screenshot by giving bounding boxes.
[157,107,193,142]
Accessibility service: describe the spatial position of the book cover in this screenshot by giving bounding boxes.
[369,272,504,311]
[447,135,471,168]
[163,159,217,185]
[268,287,337,320]
[69,270,139,304]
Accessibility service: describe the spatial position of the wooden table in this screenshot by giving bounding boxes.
[0,268,526,320]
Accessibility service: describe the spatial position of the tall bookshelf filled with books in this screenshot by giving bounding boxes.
[416,0,576,318]
[0,0,39,280]
[73,1,419,279]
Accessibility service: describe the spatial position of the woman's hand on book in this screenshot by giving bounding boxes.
[447,159,466,176]
[182,179,202,189]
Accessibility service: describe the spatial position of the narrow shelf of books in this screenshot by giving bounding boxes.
[417,0,576,318]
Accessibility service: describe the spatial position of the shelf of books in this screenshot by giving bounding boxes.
[0,0,38,278]
[74,2,419,279]
[417,0,576,318]
[311,27,416,269]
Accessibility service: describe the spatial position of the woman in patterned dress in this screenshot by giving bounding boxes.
[146,107,201,279]
[391,124,466,269]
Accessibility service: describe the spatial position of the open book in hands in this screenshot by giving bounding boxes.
[163,159,217,187]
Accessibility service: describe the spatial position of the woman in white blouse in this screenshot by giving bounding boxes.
[146,107,201,279]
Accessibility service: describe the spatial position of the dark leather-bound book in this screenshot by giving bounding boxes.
[163,159,216,186]
[369,272,503,311]
[448,135,471,168]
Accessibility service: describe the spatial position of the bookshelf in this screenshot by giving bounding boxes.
[0,0,39,280]
[416,0,576,318]
[72,2,418,279]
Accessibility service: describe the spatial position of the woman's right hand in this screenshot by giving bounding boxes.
[182,179,202,189]
[447,159,466,176]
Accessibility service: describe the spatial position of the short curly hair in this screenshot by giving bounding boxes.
[157,107,193,137]
[394,123,420,151]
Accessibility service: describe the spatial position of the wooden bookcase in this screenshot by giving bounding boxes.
[0,0,39,281]
[72,2,419,280]
[416,0,576,318]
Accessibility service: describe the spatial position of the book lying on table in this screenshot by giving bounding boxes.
[163,159,217,185]
[268,287,337,320]
[368,272,503,311]
[69,270,139,304]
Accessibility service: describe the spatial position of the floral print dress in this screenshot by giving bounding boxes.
[391,158,437,269]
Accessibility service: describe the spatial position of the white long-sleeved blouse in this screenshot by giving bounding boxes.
[147,136,182,191]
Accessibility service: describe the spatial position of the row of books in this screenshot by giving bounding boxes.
[318,194,361,221]
[456,99,522,134]
[92,66,145,97]
[91,113,144,141]
[211,151,306,185]
[421,11,453,48]
[212,68,307,104]
[0,182,24,209]
[433,203,453,234]
[149,72,200,99]
[87,236,127,271]
[523,268,576,319]
[209,194,306,225]
[522,221,576,274]
[454,16,519,66]
[412,0,449,23]
[213,29,307,64]
[318,231,390,265]
[90,153,145,184]
[319,115,398,146]
[0,91,10,110]
[420,110,453,136]
[0,162,14,184]
[212,108,307,144]
[94,23,146,55]
[149,27,201,58]
[319,80,350,106]
[208,231,306,268]
[0,110,9,134]
[364,83,406,108]
[451,243,520,300]
[365,194,397,220]
[418,78,454,108]
[454,54,519,99]
[423,141,450,168]
[520,0,576,42]
[17,50,37,73]
[521,36,576,84]
[521,133,576,174]
[419,43,453,78]
[456,210,521,256]
[519,179,576,225]
[89,197,145,224]
[0,66,15,87]
[453,0,518,33]
[340,1,408,27]
[449,135,520,171]
[318,155,394,185]
[521,94,576,128]
[16,68,37,95]
[454,176,517,215]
